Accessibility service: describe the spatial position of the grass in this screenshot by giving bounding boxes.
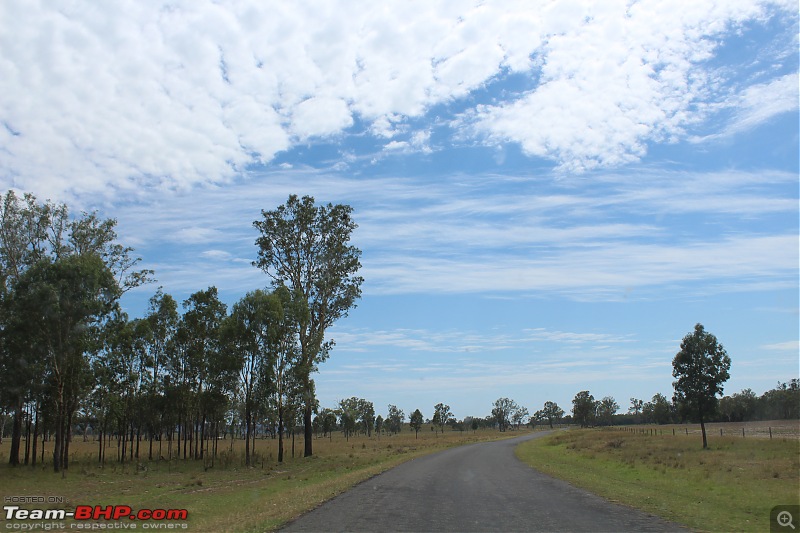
[516,427,800,532]
[0,428,515,531]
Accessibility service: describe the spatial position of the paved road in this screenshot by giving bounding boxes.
[281,432,685,532]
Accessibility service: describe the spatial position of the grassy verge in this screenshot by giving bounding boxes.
[516,428,800,532]
[0,429,516,532]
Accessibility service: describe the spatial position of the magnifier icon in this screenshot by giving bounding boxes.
[778,511,795,529]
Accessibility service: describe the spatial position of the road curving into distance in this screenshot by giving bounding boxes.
[281,431,685,532]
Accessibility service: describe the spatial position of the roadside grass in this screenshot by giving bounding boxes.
[516,428,800,532]
[0,428,517,531]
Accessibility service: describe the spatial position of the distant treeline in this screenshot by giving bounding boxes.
[584,380,800,426]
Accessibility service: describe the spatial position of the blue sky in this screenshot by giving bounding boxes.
[1,1,797,420]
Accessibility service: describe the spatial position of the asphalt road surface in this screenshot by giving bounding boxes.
[281,431,685,533]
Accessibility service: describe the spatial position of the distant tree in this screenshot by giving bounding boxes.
[358,399,375,437]
[719,388,758,422]
[492,398,519,432]
[409,409,424,439]
[571,391,596,428]
[540,401,565,429]
[758,380,800,420]
[338,398,360,441]
[511,406,529,429]
[317,408,338,439]
[253,195,363,457]
[642,393,673,425]
[386,404,405,434]
[672,323,731,448]
[433,403,452,434]
[596,396,619,426]
[628,398,643,421]
[374,414,384,436]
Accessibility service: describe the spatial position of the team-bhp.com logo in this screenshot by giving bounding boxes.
[4,504,189,529]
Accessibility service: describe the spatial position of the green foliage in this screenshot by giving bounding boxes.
[572,390,596,428]
[596,396,619,426]
[253,194,363,457]
[433,403,452,434]
[540,401,565,428]
[386,404,405,434]
[672,323,731,447]
[409,409,424,438]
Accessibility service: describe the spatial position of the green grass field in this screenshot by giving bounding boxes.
[0,429,517,532]
[516,427,800,532]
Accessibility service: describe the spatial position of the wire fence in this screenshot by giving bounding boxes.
[616,420,800,439]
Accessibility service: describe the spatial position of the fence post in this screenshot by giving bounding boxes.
[742,427,745,438]
[720,428,723,437]
[672,428,675,436]
[769,427,772,439]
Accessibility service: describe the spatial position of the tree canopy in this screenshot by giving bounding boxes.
[672,323,731,448]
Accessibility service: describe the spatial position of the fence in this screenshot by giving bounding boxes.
[616,420,800,440]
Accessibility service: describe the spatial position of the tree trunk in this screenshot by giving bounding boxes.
[699,404,708,449]
[31,405,39,467]
[303,404,313,457]
[278,409,285,463]
[9,403,23,466]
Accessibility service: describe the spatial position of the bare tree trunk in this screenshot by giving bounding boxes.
[9,404,23,466]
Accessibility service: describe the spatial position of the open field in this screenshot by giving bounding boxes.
[516,426,800,532]
[0,428,519,532]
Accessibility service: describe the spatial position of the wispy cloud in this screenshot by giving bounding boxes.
[115,166,797,307]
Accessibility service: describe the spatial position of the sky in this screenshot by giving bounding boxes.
[1,0,797,421]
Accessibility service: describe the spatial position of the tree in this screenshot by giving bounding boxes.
[642,393,672,425]
[491,398,519,432]
[142,290,178,460]
[7,254,119,471]
[0,191,151,466]
[540,401,564,429]
[596,396,619,426]
[571,391,596,428]
[253,195,363,457]
[672,323,731,448]
[433,403,452,434]
[338,398,359,441]
[409,409,423,439]
[178,287,229,460]
[511,406,529,429]
[386,404,404,434]
[628,398,643,423]
[222,289,278,466]
[357,398,375,437]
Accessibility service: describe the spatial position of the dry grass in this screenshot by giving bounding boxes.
[0,428,516,531]
[517,427,800,532]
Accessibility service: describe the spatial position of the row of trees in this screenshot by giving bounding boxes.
[0,192,363,470]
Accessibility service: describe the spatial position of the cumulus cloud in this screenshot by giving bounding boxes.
[462,0,796,172]
[0,0,794,198]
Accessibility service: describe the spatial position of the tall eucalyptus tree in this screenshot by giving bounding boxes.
[254,195,363,457]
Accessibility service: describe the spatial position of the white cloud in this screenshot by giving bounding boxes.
[462,0,795,172]
[692,73,800,142]
[0,1,794,199]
